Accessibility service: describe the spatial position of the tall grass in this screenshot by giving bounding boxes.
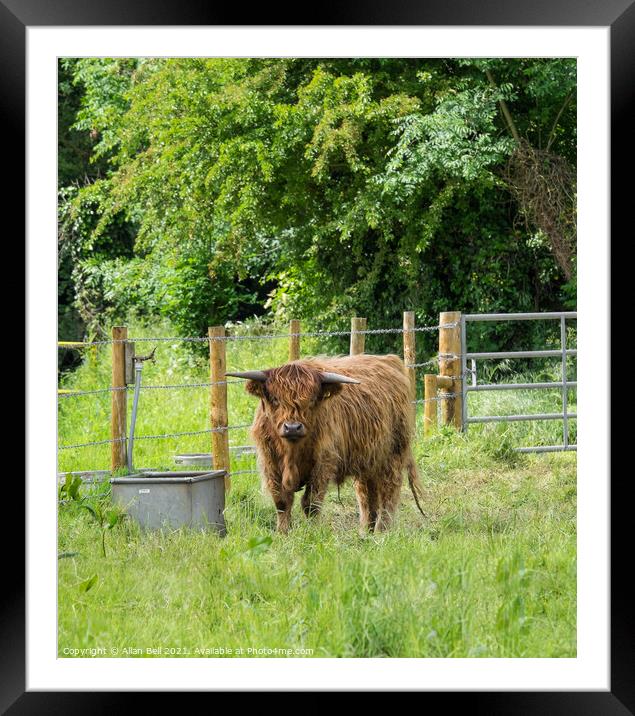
[57,319,576,658]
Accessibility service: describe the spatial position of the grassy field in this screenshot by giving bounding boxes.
[57,320,576,658]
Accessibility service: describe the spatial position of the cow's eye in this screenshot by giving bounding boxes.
[261,387,277,407]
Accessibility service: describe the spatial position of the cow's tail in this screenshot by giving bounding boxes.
[405,454,427,519]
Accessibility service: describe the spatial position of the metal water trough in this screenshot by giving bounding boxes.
[110,470,226,534]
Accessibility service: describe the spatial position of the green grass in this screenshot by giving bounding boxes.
[57,319,576,658]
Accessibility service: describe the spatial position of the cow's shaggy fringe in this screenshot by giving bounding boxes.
[242,354,426,533]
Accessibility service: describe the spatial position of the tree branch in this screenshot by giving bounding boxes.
[484,68,521,144]
[545,91,573,152]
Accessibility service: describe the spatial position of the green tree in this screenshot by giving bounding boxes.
[58,57,576,350]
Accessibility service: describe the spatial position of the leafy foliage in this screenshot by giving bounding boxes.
[59,473,126,558]
[58,58,576,349]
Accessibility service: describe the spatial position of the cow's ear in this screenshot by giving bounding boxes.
[319,383,343,400]
[246,380,265,398]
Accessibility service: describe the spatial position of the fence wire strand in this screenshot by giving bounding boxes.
[57,322,458,349]
[59,360,457,399]
[412,393,459,404]
[59,424,253,451]
[58,380,244,398]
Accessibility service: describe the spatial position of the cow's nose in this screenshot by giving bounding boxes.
[283,421,304,436]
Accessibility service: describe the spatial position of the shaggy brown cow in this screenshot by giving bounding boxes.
[227,354,425,533]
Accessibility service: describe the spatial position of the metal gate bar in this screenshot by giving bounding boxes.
[561,315,570,449]
[465,349,577,360]
[467,381,577,392]
[463,312,577,321]
[516,445,577,454]
[466,412,577,423]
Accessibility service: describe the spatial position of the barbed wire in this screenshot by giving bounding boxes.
[58,379,245,398]
[60,392,465,444]
[59,365,469,400]
[412,393,459,404]
[58,423,253,451]
[57,322,459,349]
[59,360,460,399]
[59,386,126,398]
[133,424,252,441]
[59,436,126,449]
[128,380,244,390]
[405,358,441,369]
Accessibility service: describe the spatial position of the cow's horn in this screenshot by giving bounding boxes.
[320,371,361,385]
[225,370,268,382]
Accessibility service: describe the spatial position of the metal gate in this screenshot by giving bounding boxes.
[459,312,577,454]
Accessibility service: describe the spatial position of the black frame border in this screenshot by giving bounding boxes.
[7,1,629,711]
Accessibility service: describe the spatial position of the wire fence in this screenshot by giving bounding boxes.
[58,380,245,398]
[57,322,456,349]
[57,314,576,470]
[58,354,457,400]
[58,424,253,451]
[58,363,460,399]
[57,319,453,467]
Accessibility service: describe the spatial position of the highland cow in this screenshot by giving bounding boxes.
[227,354,426,533]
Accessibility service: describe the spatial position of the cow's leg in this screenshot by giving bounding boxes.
[301,482,314,517]
[264,471,294,533]
[272,488,294,533]
[375,469,403,532]
[367,480,379,532]
[302,476,328,518]
[354,479,378,534]
[302,457,336,519]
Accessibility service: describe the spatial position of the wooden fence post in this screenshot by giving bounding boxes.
[438,311,463,429]
[423,374,438,437]
[350,317,367,355]
[403,311,416,402]
[209,326,231,492]
[110,326,128,472]
[289,319,301,362]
